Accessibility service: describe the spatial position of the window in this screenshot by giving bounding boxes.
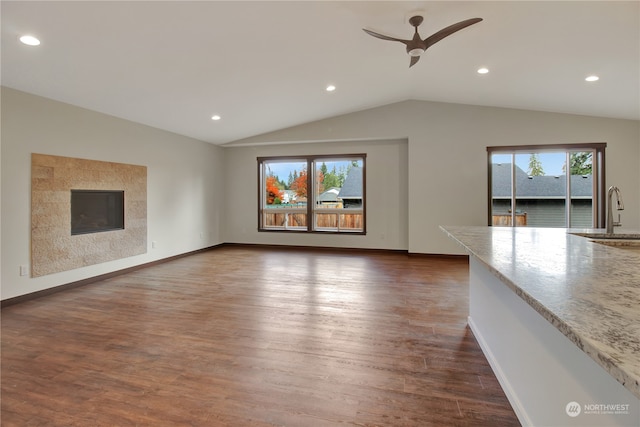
[258,155,366,233]
[487,143,606,228]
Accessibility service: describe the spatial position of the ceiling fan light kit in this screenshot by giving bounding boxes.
[363,14,483,67]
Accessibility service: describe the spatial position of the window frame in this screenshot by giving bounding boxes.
[487,143,606,228]
[257,154,367,234]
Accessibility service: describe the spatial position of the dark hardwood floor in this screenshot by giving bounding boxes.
[1,246,520,426]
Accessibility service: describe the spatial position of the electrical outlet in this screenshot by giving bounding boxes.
[151,241,157,249]
[19,265,29,276]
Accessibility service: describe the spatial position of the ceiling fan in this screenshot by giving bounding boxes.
[363,15,483,67]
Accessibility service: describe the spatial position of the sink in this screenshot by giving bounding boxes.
[591,239,640,249]
[592,239,640,251]
[572,233,640,239]
[571,232,640,249]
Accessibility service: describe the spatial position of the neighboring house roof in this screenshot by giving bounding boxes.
[318,187,340,202]
[282,190,296,199]
[492,163,593,198]
[338,167,363,199]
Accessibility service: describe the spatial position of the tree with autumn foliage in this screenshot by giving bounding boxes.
[265,175,283,204]
[315,170,325,195]
[291,169,308,198]
[290,168,324,199]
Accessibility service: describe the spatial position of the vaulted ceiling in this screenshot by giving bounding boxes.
[2,1,638,145]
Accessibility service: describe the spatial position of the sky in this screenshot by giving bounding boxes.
[267,153,581,182]
[265,159,361,182]
[492,152,572,176]
[265,160,306,182]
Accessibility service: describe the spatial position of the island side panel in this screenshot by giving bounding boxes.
[468,257,639,427]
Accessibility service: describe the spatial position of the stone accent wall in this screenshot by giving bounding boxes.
[31,154,147,277]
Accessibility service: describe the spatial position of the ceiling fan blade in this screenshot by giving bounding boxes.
[424,18,483,48]
[363,28,409,46]
[409,56,420,68]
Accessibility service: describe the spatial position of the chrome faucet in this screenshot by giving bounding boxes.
[606,186,624,234]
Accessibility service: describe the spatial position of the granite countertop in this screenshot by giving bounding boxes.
[441,226,640,399]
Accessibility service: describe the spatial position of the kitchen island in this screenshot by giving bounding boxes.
[441,226,639,427]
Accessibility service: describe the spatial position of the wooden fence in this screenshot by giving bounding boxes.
[263,212,307,228]
[492,213,527,226]
[263,210,363,231]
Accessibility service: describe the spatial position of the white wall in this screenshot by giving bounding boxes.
[225,100,640,254]
[1,87,225,300]
[222,138,408,250]
[3,88,638,300]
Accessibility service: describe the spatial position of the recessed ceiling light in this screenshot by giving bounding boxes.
[19,35,40,46]
[477,67,489,74]
[211,115,221,121]
[585,75,599,82]
[326,85,336,92]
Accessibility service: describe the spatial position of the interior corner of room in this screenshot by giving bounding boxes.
[4,85,638,301]
[1,2,639,426]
